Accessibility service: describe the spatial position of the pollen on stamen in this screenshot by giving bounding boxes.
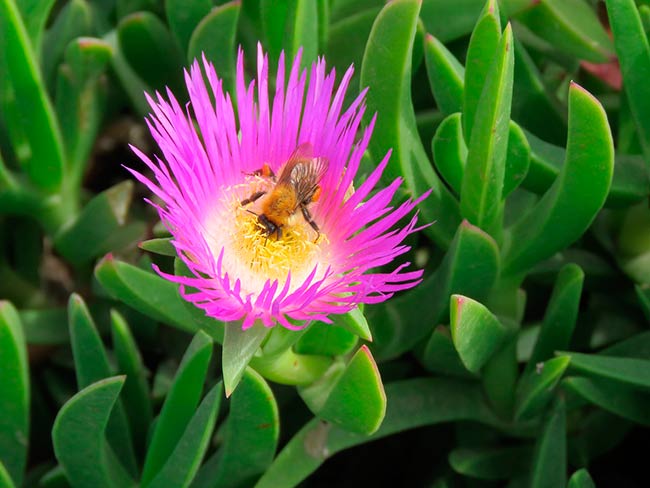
[210,181,328,289]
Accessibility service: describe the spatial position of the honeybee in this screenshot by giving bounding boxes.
[241,143,328,240]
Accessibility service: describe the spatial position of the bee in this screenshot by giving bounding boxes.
[241,143,328,241]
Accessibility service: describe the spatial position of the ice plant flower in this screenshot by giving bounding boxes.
[129,45,428,330]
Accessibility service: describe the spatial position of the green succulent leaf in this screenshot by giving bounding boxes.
[139,237,176,257]
[450,294,512,373]
[449,446,532,481]
[146,383,222,488]
[367,220,500,360]
[95,256,224,342]
[361,0,461,248]
[416,325,475,378]
[301,346,386,434]
[41,0,92,91]
[461,22,514,236]
[606,0,650,165]
[55,181,143,266]
[19,307,68,345]
[420,0,484,43]
[294,322,358,357]
[563,376,650,426]
[559,351,650,389]
[525,263,584,373]
[432,113,466,194]
[515,356,570,420]
[117,11,185,93]
[0,460,16,488]
[256,377,500,488]
[68,295,137,476]
[196,370,278,488]
[261,0,318,66]
[424,34,464,116]
[516,0,613,62]
[0,302,29,486]
[187,1,240,93]
[110,310,152,459]
[140,331,213,486]
[502,83,614,276]
[334,306,372,341]
[52,377,135,488]
[55,37,112,183]
[503,121,531,197]
[0,0,65,193]
[15,0,56,51]
[530,398,566,488]
[165,0,212,52]
[462,0,501,142]
[511,41,566,144]
[567,468,596,488]
[223,323,270,397]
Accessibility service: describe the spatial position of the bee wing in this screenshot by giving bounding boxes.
[290,157,329,203]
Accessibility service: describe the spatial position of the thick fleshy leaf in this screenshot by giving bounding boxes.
[450,294,512,373]
[55,182,143,265]
[516,0,613,63]
[15,0,56,51]
[117,11,184,93]
[420,0,484,43]
[52,377,135,488]
[95,256,224,342]
[0,0,65,192]
[146,383,222,488]
[300,346,386,434]
[140,331,213,486]
[294,322,358,356]
[103,29,150,116]
[334,306,371,341]
[326,5,380,104]
[432,113,466,194]
[449,446,532,480]
[367,220,499,360]
[424,34,464,115]
[0,302,29,486]
[165,0,211,52]
[139,237,175,256]
[530,398,566,488]
[0,461,16,488]
[567,468,596,488]
[255,377,501,488]
[563,376,650,426]
[360,0,461,248]
[41,0,92,90]
[606,0,650,164]
[515,356,570,420]
[55,37,111,180]
[462,0,501,142]
[525,264,583,373]
[110,310,152,459]
[511,41,566,144]
[503,121,530,197]
[68,295,137,476]
[223,323,269,397]
[261,0,318,66]
[461,23,514,236]
[416,325,474,378]
[559,352,650,389]
[601,330,650,359]
[196,370,278,488]
[502,83,614,276]
[187,1,240,93]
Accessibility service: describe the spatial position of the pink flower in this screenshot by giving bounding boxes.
[129,45,428,330]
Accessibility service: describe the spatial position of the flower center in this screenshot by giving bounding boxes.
[204,179,329,295]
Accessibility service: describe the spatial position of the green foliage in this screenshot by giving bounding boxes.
[1,0,649,486]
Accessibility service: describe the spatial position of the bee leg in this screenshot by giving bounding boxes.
[241,191,266,206]
[244,164,276,180]
[300,204,320,242]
